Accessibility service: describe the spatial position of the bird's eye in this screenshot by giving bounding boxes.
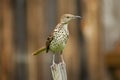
[66,16,69,18]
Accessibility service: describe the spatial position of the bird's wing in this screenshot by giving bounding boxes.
[46,23,64,53]
[46,33,54,53]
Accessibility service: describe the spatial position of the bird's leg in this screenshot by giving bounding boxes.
[60,53,65,64]
[52,54,55,65]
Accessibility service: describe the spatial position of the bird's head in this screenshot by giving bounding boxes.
[60,14,82,23]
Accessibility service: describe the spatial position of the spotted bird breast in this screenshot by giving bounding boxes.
[49,24,69,53]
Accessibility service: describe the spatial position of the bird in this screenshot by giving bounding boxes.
[32,14,82,59]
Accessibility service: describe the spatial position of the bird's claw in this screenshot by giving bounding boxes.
[51,55,57,71]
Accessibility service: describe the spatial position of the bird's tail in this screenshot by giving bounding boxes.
[32,47,46,55]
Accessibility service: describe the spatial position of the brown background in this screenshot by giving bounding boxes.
[0,0,120,80]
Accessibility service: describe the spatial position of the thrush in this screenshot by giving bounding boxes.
[32,14,81,56]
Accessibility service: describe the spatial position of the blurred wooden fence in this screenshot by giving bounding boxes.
[1,0,120,80]
[0,0,82,80]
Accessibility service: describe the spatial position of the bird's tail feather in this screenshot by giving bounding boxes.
[32,47,46,55]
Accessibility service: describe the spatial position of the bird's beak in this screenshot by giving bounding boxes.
[74,16,82,19]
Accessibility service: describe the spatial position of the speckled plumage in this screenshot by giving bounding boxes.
[32,14,81,55]
[49,23,69,53]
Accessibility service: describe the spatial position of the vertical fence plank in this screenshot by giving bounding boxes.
[82,0,104,80]
[0,0,2,79]
[14,0,28,80]
[1,0,15,80]
[57,0,81,80]
[26,0,47,80]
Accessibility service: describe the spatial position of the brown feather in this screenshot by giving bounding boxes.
[32,46,46,55]
[46,33,54,53]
